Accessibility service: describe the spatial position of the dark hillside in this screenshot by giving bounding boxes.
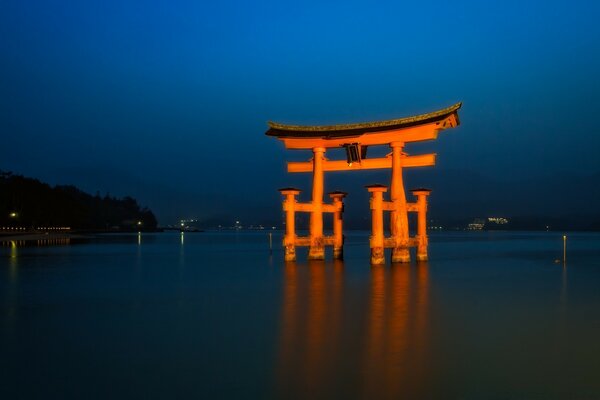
[0,171,157,230]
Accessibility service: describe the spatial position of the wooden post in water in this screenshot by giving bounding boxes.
[411,189,431,261]
[563,235,567,264]
[309,147,326,260]
[280,188,300,261]
[367,184,387,265]
[329,191,348,260]
[390,141,410,263]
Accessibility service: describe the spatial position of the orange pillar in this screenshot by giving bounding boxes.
[309,147,325,260]
[329,191,347,260]
[367,184,387,265]
[411,189,431,261]
[280,188,300,261]
[390,141,410,263]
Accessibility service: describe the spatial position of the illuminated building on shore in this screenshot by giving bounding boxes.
[468,219,485,230]
[488,217,508,225]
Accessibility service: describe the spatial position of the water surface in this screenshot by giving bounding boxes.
[1,231,599,399]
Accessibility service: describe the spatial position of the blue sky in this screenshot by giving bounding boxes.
[1,0,599,223]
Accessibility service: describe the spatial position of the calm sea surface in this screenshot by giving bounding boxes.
[1,231,600,399]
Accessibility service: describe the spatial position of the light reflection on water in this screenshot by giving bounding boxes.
[4,242,18,332]
[276,260,433,399]
[362,263,430,399]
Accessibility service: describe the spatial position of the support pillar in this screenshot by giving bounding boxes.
[279,188,301,261]
[309,147,326,260]
[367,184,387,265]
[390,142,410,263]
[329,191,347,260]
[411,189,431,261]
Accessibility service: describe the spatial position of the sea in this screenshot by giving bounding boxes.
[1,231,600,399]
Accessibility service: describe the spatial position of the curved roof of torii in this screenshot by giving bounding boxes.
[266,102,462,139]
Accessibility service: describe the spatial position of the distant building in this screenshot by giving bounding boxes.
[467,217,509,230]
[468,218,485,230]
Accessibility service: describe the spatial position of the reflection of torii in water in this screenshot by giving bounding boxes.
[266,102,462,264]
[274,260,431,398]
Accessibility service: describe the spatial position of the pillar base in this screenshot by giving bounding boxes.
[392,247,410,263]
[308,237,324,260]
[416,236,428,261]
[308,250,325,260]
[333,247,343,260]
[370,247,385,265]
[284,245,296,262]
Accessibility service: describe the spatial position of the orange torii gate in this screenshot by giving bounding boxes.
[266,102,461,264]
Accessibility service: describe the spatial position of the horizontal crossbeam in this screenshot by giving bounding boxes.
[280,123,444,149]
[288,154,436,173]
[284,202,342,213]
[383,237,419,248]
[294,236,335,247]
[381,202,420,212]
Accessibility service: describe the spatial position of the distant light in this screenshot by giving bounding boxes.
[181,222,185,226]
[9,212,17,218]
[137,221,142,225]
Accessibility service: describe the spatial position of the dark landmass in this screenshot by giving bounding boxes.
[0,171,157,230]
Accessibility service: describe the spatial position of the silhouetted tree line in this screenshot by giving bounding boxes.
[0,171,157,230]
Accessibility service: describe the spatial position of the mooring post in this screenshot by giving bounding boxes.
[367,184,388,265]
[329,191,348,260]
[279,188,301,261]
[390,141,410,263]
[309,147,326,260]
[411,188,431,261]
[563,235,567,264]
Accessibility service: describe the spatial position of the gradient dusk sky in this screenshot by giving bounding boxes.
[1,0,599,224]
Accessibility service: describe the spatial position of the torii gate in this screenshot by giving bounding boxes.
[266,102,461,264]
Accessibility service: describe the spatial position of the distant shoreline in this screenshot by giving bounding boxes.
[0,232,91,242]
[0,229,162,242]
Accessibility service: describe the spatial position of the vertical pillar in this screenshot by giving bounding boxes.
[390,141,410,263]
[329,191,347,260]
[279,188,301,261]
[411,189,431,261]
[309,147,326,260]
[367,184,387,265]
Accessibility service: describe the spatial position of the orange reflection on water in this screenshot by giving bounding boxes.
[363,262,430,398]
[276,260,344,398]
[276,260,430,399]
